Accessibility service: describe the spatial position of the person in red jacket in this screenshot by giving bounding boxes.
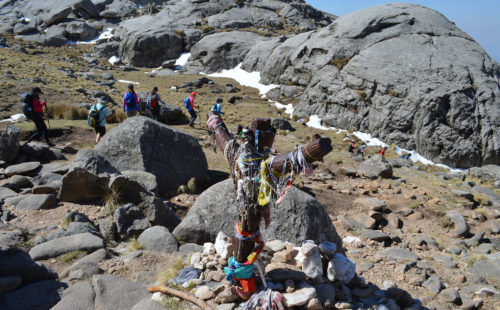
[184,92,199,127]
[25,87,54,146]
[379,146,388,156]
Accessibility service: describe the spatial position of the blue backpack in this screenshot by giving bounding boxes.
[184,97,191,110]
[124,92,135,109]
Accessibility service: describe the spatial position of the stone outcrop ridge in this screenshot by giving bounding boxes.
[235,3,500,168]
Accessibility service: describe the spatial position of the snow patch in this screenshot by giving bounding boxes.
[272,101,294,116]
[109,56,120,65]
[305,116,462,172]
[0,114,26,123]
[208,63,278,95]
[175,53,191,67]
[69,28,114,45]
[118,80,140,85]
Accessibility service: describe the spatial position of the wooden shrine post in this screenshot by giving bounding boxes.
[206,111,333,291]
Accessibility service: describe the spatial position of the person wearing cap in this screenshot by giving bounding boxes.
[210,97,224,115]
[123,84,139,117]
[90,96,115,143]
[147,86,163,121]
[379,146,388,156]
[184,91,199,127]
[25,87,54,146]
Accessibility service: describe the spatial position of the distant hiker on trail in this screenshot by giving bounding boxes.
[379,146,388,156]
[210,97,224,115]
[184,91,198,127]
[22,86,54,147]
[357,143,367,157]
[401,153,411,160]
[88,96,115,143]
[147,86,163,122]
[123,84,139,117]
[348,140,355,153]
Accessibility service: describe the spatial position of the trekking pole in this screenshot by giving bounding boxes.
[197,105,202,125]
[44,100,51,130]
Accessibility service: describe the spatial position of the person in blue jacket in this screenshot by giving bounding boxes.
[123,84,139,117]
[210,97,224,115]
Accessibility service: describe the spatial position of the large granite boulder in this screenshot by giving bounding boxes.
[244,3,500,168]
[0,125,20,164]
[190,31,267,73]
[173,179,342,248]
[94,117,208,195]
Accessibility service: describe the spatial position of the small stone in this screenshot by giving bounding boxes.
[383,280,397,290]
[274,249,293,263]
[423,275,443,295]
[195,286,214,300]
[285,279,295,293]
[439,288,461,304]
[283,287,316,307]
[214,287,238,304]
[203,243,216,255]
[265,239,285,252]
[318,241,337,258]
[335,302,353,309]
[214,231,233,260]
[306,298,323,310]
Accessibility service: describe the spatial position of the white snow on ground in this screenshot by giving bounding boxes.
[0,114,26,123]
[175,53,191,67]
[352,131,388,147]
[272,101,294,116]
[69,28,114,45]
[208,63,278,95]
[305,115,462,171]
[118,80,140,85]
[109,56,120,65]
[306,115,346,133]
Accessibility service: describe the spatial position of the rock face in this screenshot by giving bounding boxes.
[0,125,20,163]
[173,179,342,248]
[137,226,178,253]
[243,3,500,168]
[29,233,105,260]
[94,117,208,195]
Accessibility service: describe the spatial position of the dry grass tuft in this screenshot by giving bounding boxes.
[473,192,490,206]
[61,250,87,263]
[128,237,143,251]
[330,58,351,71]
[47,103,88,120]
[103,189,119,216]
[155,256,184,286]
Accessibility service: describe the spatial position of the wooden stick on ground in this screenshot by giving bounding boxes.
[148,285,215,310]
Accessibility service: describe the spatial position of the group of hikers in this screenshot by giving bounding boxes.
[348,140,389,157]
[21,84,226,145]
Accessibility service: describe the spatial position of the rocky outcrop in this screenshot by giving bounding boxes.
[94,116,208,195]
[173,179,342,247]
[243,3,500,168]
[0,125,20,164]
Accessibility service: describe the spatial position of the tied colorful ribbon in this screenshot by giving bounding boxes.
[235,222,265,265]
[258,158,273,206]
[224,257,254,283]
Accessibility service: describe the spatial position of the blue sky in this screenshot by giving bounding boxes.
[305,1,500,62]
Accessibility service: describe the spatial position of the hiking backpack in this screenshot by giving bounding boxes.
[184,97,191,110]
[88,105,104,128]
[147,94,159,110]
[21,92,34,119]
[124,92,135,109]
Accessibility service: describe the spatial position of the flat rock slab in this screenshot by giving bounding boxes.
[0,186,17,200]
[16,194,58,210]
[353,198,387,211]
[265,263,307,282]
[5,161,41,176]
[29,232,104,260]
[51,281,96,310]
[283,287,316,307]
[360,229,391,242]
[93,274,149,310]
[377,247,419,261]
[132,298,166,310]
[4,279,67,310]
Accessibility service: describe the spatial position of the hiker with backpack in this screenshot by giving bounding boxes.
[147,86,163,121]
[123,84,139,117]
[210,97,224,115]
[184,91,199,127]
[88,96,115,143]
[22,86,54,147]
